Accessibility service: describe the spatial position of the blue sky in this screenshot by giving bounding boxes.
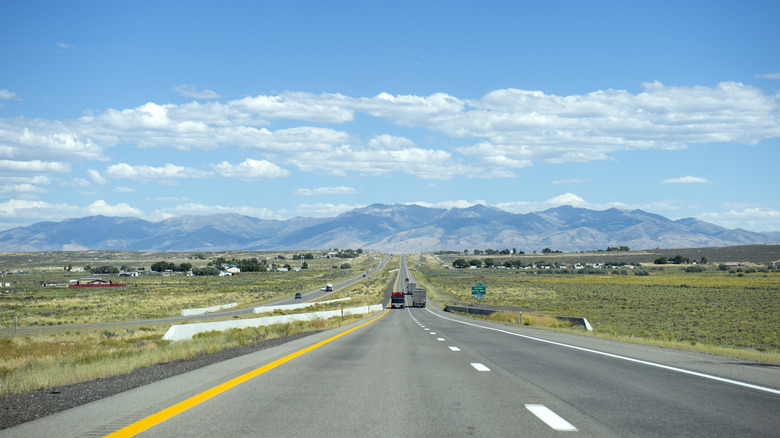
[1,0,779,234]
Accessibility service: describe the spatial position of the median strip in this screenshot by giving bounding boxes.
[104,309,390,438]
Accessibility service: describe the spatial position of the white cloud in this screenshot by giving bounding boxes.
[0,159,71,174]
[0,81,777,183]
[212,159,290,180]
[104,163,210,180]
[406,200,488,210]
[661,176,711,184]
[56,42,74,49]
[0,183,47,195]
[87,169,108,185]
[0,89,17,100]
[230,92,355,123]
[293,203,364,217]
[294,186,359,196]
[174,84,221,99]
[84,200,142,217]
[114,186,135,193]
[756,73,780,80]
[148,203,284,221]
[698,208,780,232]
[290,143,465,179]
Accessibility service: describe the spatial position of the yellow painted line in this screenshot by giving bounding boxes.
[104,309,390,438]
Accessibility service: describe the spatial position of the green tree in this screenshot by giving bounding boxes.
[452,258,469,268]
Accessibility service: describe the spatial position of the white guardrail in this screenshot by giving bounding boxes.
[163,301,383,341]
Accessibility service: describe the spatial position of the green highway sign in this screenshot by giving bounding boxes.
[471,282,486,296]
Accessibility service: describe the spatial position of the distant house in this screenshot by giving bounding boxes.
[68,277,125,288]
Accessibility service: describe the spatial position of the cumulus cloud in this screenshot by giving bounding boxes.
[0,89,18,100]
[294,186,359,196]
[406,200,488,210]
[87,169,108,185]
[148,203,284,221]
[0,159,71,174]
[290,142,466,179]
[292,203,365,217]
[661,176,711,184]
[174,84,221,99]
[104,163,210,181]
[0,81,778,184]
[84,200,142,217]
[698,207,780,232]
[0,183,47,195]
[212,159,290,180]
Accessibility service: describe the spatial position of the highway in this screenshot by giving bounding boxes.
[3,256,778,437]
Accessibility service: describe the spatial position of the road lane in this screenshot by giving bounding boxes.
[409,303,780,437]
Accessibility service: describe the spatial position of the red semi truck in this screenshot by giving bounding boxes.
[391,291,405,309]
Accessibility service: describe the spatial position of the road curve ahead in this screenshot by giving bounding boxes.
[3,267,778,437]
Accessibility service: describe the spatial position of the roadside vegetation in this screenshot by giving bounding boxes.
[0,251,392,396]
[412,253,780,364]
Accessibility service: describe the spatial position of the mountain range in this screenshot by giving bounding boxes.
[0,204,777,253]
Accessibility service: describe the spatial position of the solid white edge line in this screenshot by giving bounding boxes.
[526,404,578,431]
[425,308,780,396]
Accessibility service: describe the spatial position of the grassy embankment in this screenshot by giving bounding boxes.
[410,254,780,364]
[0,252,394,396]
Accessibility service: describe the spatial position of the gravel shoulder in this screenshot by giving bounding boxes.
[0,331,320,430]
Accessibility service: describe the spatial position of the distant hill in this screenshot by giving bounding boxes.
[0,204,777,253]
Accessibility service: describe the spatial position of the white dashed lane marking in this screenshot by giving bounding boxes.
[470,362,490,372]
[449,346,461,351]
[525,404,578,431]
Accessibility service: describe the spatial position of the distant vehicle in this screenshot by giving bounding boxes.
[412,288,426,308]
[324,283,334,291]
[391,292,405,309]
[405,281,416,295]
[294,292,302,299]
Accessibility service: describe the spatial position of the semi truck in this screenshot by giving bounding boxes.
[411,287,426,308]
[391,292,405,308]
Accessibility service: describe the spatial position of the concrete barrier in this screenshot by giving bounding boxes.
[181,302,238,316]
[253,297,351,314]
[444,305,592,331]
[163,303,383,341]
